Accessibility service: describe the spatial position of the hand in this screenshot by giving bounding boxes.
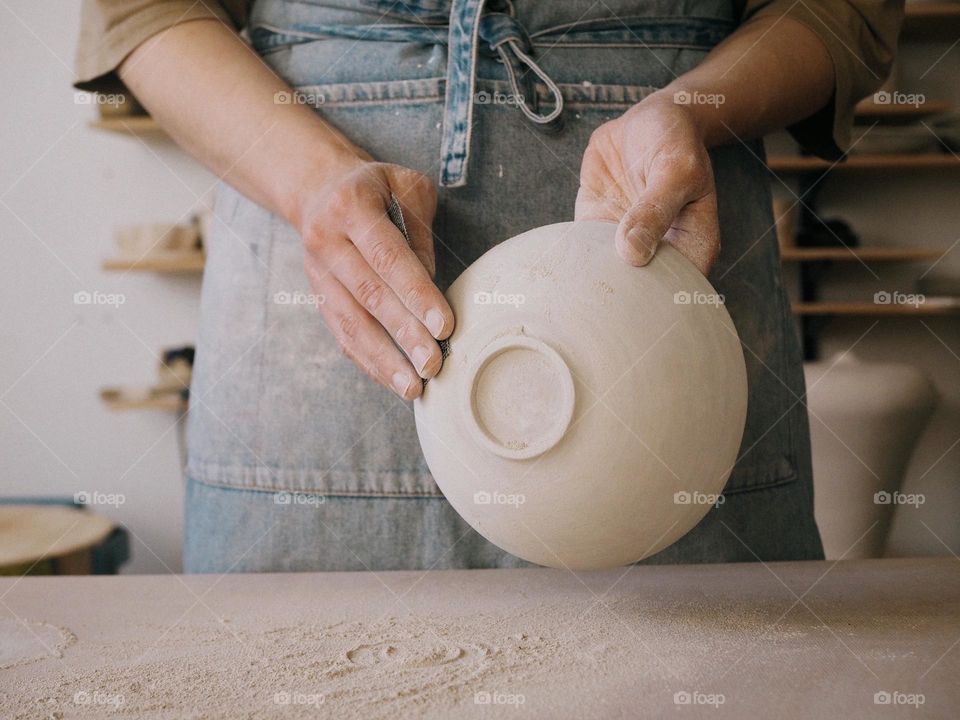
[296,160,454,400]
[575,93,720,276]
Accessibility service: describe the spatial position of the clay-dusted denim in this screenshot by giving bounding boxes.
[183,0,823,573]
[250,0,733,186]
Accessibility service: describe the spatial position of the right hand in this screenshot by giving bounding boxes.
[297,160,454,400]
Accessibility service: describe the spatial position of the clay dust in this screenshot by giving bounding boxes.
[0,598,812,719]
[0,592,903,720]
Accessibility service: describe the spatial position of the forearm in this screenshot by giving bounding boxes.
[118,19,367,226]
[651,16,835,147]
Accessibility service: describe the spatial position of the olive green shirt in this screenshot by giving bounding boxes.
[74,0,904,158]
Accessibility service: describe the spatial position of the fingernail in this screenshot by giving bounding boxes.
[626,229,653,265]
[392,371,412,397]
[412,345,432,376]
[425,309,445,339]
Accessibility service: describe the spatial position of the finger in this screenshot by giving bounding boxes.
[333,243,444,379]
[348,208,454,341]
[308,266,422,400]
[615,178,693,267]
[661,194,721,276]
[392,178,438,278]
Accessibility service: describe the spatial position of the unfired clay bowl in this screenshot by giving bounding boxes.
[414,221,748,569]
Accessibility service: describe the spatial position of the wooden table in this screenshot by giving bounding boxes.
[0,505,114,575]
[0,558,956,718]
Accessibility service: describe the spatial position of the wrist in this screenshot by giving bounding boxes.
[644,87,723,147]
[282,146,370,233]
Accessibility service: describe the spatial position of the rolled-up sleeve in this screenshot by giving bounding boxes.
[74,0,246,92]
[742,0,904,159]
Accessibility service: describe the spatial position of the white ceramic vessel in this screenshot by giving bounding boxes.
[414,221,748,569]
[804,353,937,559]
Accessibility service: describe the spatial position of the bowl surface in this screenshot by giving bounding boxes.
[414,221,748,569]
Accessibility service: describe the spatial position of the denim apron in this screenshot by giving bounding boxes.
[183,0,823,572]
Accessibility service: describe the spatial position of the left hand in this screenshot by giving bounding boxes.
[576,93,721,276]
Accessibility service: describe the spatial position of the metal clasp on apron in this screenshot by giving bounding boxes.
[250,1,733,188]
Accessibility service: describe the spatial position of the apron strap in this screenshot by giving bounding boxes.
[439,1,564,187]
[438,0,487,188]
[250,4,734,187]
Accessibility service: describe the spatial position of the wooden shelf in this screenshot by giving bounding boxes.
[102,254,205,273]
[781,247,944,262]
[792,301,960,317]
[903,3,960,39]
[906,2,960,18]
[854,99,951,121]
[89,116,164,136]
[100,393,186,413]
[768,154,960,173]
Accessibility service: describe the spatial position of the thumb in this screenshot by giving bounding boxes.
[615,185,689,267]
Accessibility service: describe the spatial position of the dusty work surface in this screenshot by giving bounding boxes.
[0,558,956,719]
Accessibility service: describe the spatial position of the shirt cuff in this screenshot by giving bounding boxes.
[75,1,237,93]
[743,1,903,160]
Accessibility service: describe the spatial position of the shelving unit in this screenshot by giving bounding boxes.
[854,98,951,121]
[792,302,960,317]
[780,247,943,263]
[784,233,956,356]
[768,154,960,173]
[100,392,187,413]
[102,254,205,273]
[89,116,164,136]
[902,2,960,39]
[771,25,959,358]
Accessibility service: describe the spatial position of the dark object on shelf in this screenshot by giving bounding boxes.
[795,217,860,249]
[161,346,195,404]
[100,345,195,411]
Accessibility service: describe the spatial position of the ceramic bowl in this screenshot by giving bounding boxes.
[414,221,748,569]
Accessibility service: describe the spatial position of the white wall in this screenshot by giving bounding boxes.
[1,3,956,573]
[0,1,213,573]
